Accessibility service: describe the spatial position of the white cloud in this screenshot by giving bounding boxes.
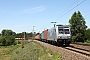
[23,6,44,13]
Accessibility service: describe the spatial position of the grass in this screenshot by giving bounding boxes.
[0,40,29,60]
[11,41,62,60]
[0,40,62,60]
[0,44,21,60]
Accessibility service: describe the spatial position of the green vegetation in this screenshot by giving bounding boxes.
[68,11,90,44]
[85,28,90,43]
[0,36,15,46]
[69,11,87,43]
[0,44,21,60]
[0,29,16,46]
[0,40,62,60]
[12,41,62,60]
[15,32,35,38]
[84,40,90,44]
[1,29,16,36]
[0,29,35,39]
[0,40,29,60]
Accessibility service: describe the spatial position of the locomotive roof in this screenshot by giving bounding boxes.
[56,24,70,26]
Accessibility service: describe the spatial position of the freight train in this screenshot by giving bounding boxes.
[35,24,72,46]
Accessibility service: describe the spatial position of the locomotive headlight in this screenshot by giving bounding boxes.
[58,36,60,38]
[58,36,62,38]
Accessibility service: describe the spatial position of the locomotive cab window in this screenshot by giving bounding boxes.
[58,29,64,34]
[64,29,70,34]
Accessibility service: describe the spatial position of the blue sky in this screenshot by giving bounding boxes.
[0,0,90,33]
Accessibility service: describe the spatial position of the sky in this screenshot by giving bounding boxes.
[0,0,90,33]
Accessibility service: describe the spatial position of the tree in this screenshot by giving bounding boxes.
[26,32,35,37]
[85,28,90,43]
[0,33,1,36]
[0,36,15,46]
[85,28,90,40]
[0,29,16,46]
[69,11,87,42]
[2,30,6,36]
[1,29,16,36]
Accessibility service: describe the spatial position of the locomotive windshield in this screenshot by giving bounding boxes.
[58,29,64,34]
[64,29,70,34]
[58,27,70,34]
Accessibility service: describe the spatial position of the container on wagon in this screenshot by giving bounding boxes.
[35,34,41,40]
[41,31,44,40]
[44,29,48,40]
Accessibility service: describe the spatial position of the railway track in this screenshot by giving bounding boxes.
[68,43,90,57]
[62,43,90,59]
[70,43,90,51]
[71,42,90,46]
[35,40,90,60]
[62,43,90,57]
[63,46,90,57]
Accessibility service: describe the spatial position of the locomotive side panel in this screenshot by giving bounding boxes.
[47,28,55,41]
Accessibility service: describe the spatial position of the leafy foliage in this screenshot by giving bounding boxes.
[0,36,15,46]
[85,28,90,40]
[85,28,90,43]
[69,11,87,42]
[15,32,34,38]
[0,29,16,46]
[1,29,16,36]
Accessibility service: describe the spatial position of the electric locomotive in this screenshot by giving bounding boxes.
[47,24,71,46]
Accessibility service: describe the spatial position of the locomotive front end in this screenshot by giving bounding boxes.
[56,25,72,46]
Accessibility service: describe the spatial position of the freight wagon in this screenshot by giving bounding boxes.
[34,34,41,40]
[41,31,44,41]
[44,29,48,42]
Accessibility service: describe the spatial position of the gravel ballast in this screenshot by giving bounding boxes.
[35,40,90,60]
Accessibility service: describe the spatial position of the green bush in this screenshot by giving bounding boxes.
[72,36,77,42]
[0,36,15,46]
[17,40,21,44]
[13,41,17,45]
[85,40,90,43]
[0,37,6,46]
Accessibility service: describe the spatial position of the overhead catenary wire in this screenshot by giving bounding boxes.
[55,0,86,21]
[34,25,48,33]
[35,0,87,33]
[57,0,79,18]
